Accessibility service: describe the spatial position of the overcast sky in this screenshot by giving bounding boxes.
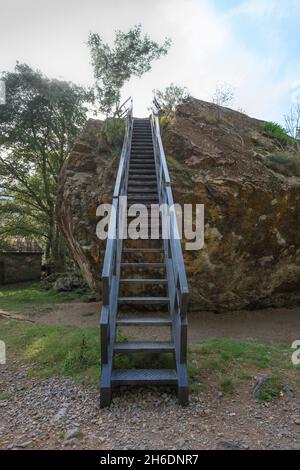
[1,0,300,121]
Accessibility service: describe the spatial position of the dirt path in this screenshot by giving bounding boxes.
[8,302,300,345]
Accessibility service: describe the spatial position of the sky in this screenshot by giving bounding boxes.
[1,0,300,121]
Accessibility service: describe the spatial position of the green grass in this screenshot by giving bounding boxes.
[0,283,86,312]
[220,377,235,393]
[256,375,283,402]
[262,121,293,146]
[0,392,12,400]
[0,320,100,384]
[266,152,300,177]
[189,338,297,400]
[1,320,298,401]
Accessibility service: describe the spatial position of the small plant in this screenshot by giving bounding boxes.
[220,377,235,394]
[63,333,90,374]
[266,152,300,177]
[262,121,292,146]
[102,118,125,148]
[153,83,190,116]
[256,376,282,402]
[58,431,65,439]
[0,392,12,400]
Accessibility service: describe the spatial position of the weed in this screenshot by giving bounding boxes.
[220,377,235,394]
[0,392,12,400]
[0,282,86,312]
[262,122,292,146]
[266,152,300,177]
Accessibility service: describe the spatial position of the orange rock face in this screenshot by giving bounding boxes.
[57,99,300,311]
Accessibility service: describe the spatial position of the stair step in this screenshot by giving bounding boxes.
[127,182,157,187]
[129,168,156,172]
[130,163,155,168]
[133,129,152,132]
[128,177,157,181]
[128,194,158,199]
[126,214,160,219]
[113,342,175,353]
[130,160,154,164]
[123,248,163,253]
[128,197,158,203]
[131,145,153,149]
[118,296,169,304]
[121,262,165,268]
[127,189,157,194]
[111,369,177,385]
[116,317,171,326]
[120,278,167,284]
[127,188,157,193]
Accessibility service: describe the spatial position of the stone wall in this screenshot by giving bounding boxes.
[0,252,42,285]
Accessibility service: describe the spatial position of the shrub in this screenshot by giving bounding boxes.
[262,121,292,146]
[266,152,300,177]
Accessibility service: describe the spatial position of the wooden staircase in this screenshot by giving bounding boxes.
[100,100,189,407]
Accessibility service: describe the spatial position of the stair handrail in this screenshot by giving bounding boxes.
[151,101,189,312]
[102,98,133,287]
[100,98,133,372]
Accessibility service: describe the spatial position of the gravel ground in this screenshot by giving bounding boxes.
[1,360,300,450]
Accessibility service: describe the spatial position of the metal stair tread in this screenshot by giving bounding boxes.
[113,341,175,352]
[116,316,171,326]
[121,262,165,268]
[118,296,169,304]
[122,247,163,253]
[111,369,177,384]
[120,278,167,284]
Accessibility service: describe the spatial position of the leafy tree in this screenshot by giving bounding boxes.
[212,82,235,107]
[88,24,171,116]
[153,83,190,115]
[284,99,300,150]
[0,63,89,269]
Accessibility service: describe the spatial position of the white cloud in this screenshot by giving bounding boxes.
[1,0,298,122]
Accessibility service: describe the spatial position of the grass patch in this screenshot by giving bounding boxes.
[256,375,283,402]
[266,152,300,177]
[1,320,298,401]
[0,392,12,400]
[0,320,100,384]
[0,282,85,312]
[220,377,235,394]
[188,338,298,400]
[262,121,292,146]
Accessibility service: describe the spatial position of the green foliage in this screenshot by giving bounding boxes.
[153,83,190,115]
[266,152,300,177]
[188,338,296,399]
[263,121,293,146]
[257,376,282,402]
[88,24,171,116]
[0,63,90,269]
[212,82,235,107]
[1,319,298,397]
[1,321,100,383]
[102,118,125,148]
[0,392,12,400]
[0,282,85,312]
[220,377,235,394]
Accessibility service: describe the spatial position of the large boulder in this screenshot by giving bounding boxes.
[57,99,300,311]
